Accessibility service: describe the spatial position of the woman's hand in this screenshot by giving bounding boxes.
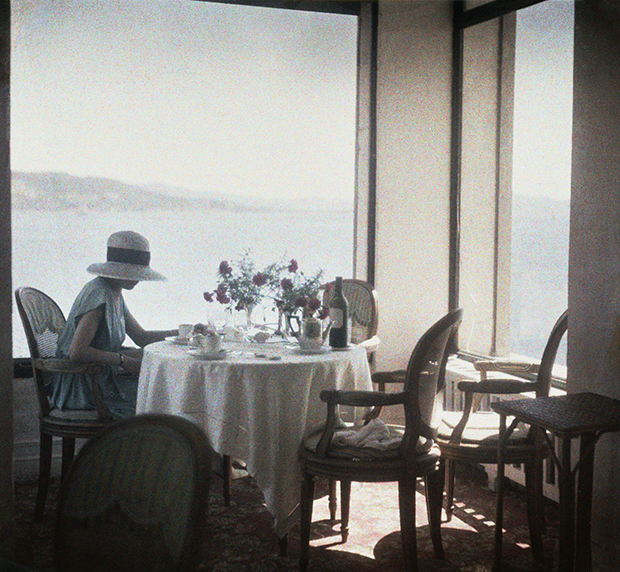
[120,353,141,375]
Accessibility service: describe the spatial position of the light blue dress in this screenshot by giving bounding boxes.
[51,277,138,419]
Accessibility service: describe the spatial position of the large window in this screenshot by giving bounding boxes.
[510,0,573,364]
[11,1,359,356]
[458,0,573,365]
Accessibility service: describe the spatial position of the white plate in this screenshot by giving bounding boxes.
[186,348,228,360]
[166,336,189,345]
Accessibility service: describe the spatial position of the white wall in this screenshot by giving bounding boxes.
[569,1,620,569]
[370,0,453,371]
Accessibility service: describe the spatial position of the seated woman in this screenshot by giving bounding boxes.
[51,230,178,419]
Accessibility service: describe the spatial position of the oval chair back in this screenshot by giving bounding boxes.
[55,414,212,572]
[401,308,463,457]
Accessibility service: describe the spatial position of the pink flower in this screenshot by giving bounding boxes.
[288,259,298,273]
[307,297,321,312]
[203,291,214,302]
[219,260,232,276]
[253,272,268,287]
[294,296,307,308]
[216,290,230,304]
[280,277,293,291]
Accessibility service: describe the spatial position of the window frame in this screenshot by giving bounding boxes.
[450,0,569,389]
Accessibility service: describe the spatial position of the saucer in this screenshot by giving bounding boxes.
[187,348,228,360]
[166,336,189,346]
[294,346,330,355]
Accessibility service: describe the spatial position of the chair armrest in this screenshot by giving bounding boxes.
[34,358,113,422]
[372,370,406,386]
[35,358,103,375]
[474,359,540,376]
[457,379,539,395]
[320,389,405,408]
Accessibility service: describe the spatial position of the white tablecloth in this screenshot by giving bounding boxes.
[136,340,373,536]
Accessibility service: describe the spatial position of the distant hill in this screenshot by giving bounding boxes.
[11,171,353,213]
[11,171,272,213]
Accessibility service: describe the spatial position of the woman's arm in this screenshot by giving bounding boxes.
[124,307,178,348]
[68,307,124,368]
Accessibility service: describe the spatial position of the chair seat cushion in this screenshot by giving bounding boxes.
[438,411,531,446]
[302,420,433,461]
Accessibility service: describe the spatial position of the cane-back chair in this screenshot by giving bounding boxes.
[15,286,113,518]
[55,413,211,572]
[436,310,568,563]
[299,309,463,572]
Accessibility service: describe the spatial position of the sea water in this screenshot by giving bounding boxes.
[12,208,354,357]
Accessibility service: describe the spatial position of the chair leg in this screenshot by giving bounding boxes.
[328,478,337,520]
[299,473,315,572]
[61,437,75,479]
[425,465,445,559]
[223,454,232,506]
[445,458,456,521]
[340,480,351,543]
[524,461,545,562]
[398,477,419,572]
[35,433,52,520]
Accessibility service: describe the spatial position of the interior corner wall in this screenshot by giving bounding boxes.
[0,1,14,557]
[371,0,453,370]
[569,1,620,569]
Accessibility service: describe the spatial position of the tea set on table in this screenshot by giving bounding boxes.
[167,316,338,359]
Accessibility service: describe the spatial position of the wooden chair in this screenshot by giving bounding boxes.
[15,286,113,518]
[55,413,211,572]
[299,309,463,572]
[435,310,568,563]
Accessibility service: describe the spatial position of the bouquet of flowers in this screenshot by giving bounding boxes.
[203,251,279,314]
[274,258,328,320]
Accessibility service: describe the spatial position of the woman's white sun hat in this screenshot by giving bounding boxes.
[87,230,166,282]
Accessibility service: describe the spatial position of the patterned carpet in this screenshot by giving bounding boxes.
[10,463,558,572]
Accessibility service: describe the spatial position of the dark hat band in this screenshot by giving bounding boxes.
[107,246,151,267]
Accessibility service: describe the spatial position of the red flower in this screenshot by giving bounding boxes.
[219,260,232,276]
[280,277,293,291]
[307,297,321,312]
[216,290,230,304]
[203,291,214,302]
[294,296,307,308]
[252,272,268,287]
[288,259,298,273]
[216,283,227,294]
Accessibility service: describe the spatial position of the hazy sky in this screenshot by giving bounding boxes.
[513,0,574,201]
[11,0,358,201]
[12,0,574,202]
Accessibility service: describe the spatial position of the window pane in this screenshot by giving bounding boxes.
[11,1,358,357]
[510,0,573,365]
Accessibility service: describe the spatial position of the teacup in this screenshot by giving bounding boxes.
[197,333,222,355]
[179,323,193,340]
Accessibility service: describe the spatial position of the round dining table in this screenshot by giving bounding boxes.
[136,337,373,537]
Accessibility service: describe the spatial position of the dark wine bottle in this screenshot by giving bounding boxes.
[328,276,348,348]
